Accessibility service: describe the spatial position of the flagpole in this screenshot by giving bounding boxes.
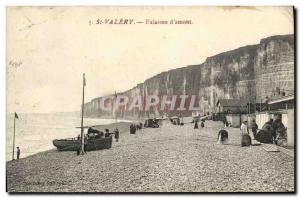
[80,73,85,154]
[12,113,16,160]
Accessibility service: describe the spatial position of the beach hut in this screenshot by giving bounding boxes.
[256,94,294,147]
[225,114,241,128]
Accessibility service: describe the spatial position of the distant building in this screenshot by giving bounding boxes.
[267,94,294,111]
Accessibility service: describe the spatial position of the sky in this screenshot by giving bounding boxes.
[6,6,294,113]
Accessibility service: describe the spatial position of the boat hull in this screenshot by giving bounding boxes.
[53,136,112,151]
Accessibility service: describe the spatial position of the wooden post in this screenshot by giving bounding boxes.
[12,115,16,160]
[80,73,85,154]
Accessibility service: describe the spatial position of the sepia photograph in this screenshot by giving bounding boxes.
[5,6,295,193]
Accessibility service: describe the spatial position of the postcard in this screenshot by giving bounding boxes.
[6,6,295,193]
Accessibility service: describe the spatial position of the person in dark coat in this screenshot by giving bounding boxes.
[200,121,205,128]
[217,130,228,144]
[105,129,110,138]
[264,119,274,129]
[241,134,252,147]
[273,119,285,145]
[114,128,119,142]
[223,118,229,127]
[264,119,276,143]
[251,120,258,140]
[194,120,199,129]
[225,120,229,127]
[87,127,93,134]
[16,147,20,160]
[130,124,136,134]
[139,122,143,129]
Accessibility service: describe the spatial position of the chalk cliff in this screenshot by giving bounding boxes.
[84,34,294,118]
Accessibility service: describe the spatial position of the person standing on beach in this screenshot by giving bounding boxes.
[223,118,229,128]
[251,120,258,140]
[114,128,119,142]
[240,121,251,146]
[105,129,110,138]
[194,120,199,129]
[139,122,143,129]
[16,147,20,160]
[240,121,249,135]
[200,120,205,128]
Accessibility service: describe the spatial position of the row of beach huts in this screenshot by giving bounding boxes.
[209,93,294,147]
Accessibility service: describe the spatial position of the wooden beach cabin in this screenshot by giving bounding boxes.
[255,94,294,147]
[216,99,247,128]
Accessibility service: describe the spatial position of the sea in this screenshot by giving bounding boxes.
[6,112,126,161]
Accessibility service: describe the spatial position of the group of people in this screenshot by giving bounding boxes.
[171,118,184,126]
[217,120,254,146]
[144,119,159,128]
[130,123,143,134]
[82,127,120,142]
[76,128,120,155]
[194,119,205,129]
[240,118,286,145]
[260,118,286,144]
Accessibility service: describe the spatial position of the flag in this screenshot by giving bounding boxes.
[15,112,18,119]
[83,73,86,87]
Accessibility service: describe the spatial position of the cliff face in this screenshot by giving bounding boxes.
[254,35,294,102]
[84,34,294,118]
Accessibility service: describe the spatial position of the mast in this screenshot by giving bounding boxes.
[80,73,86,154]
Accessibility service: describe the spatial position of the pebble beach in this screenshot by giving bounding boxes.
[6,120,294,192]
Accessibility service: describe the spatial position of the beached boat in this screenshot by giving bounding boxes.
[53,74,112,152]
[53,136,112,151]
